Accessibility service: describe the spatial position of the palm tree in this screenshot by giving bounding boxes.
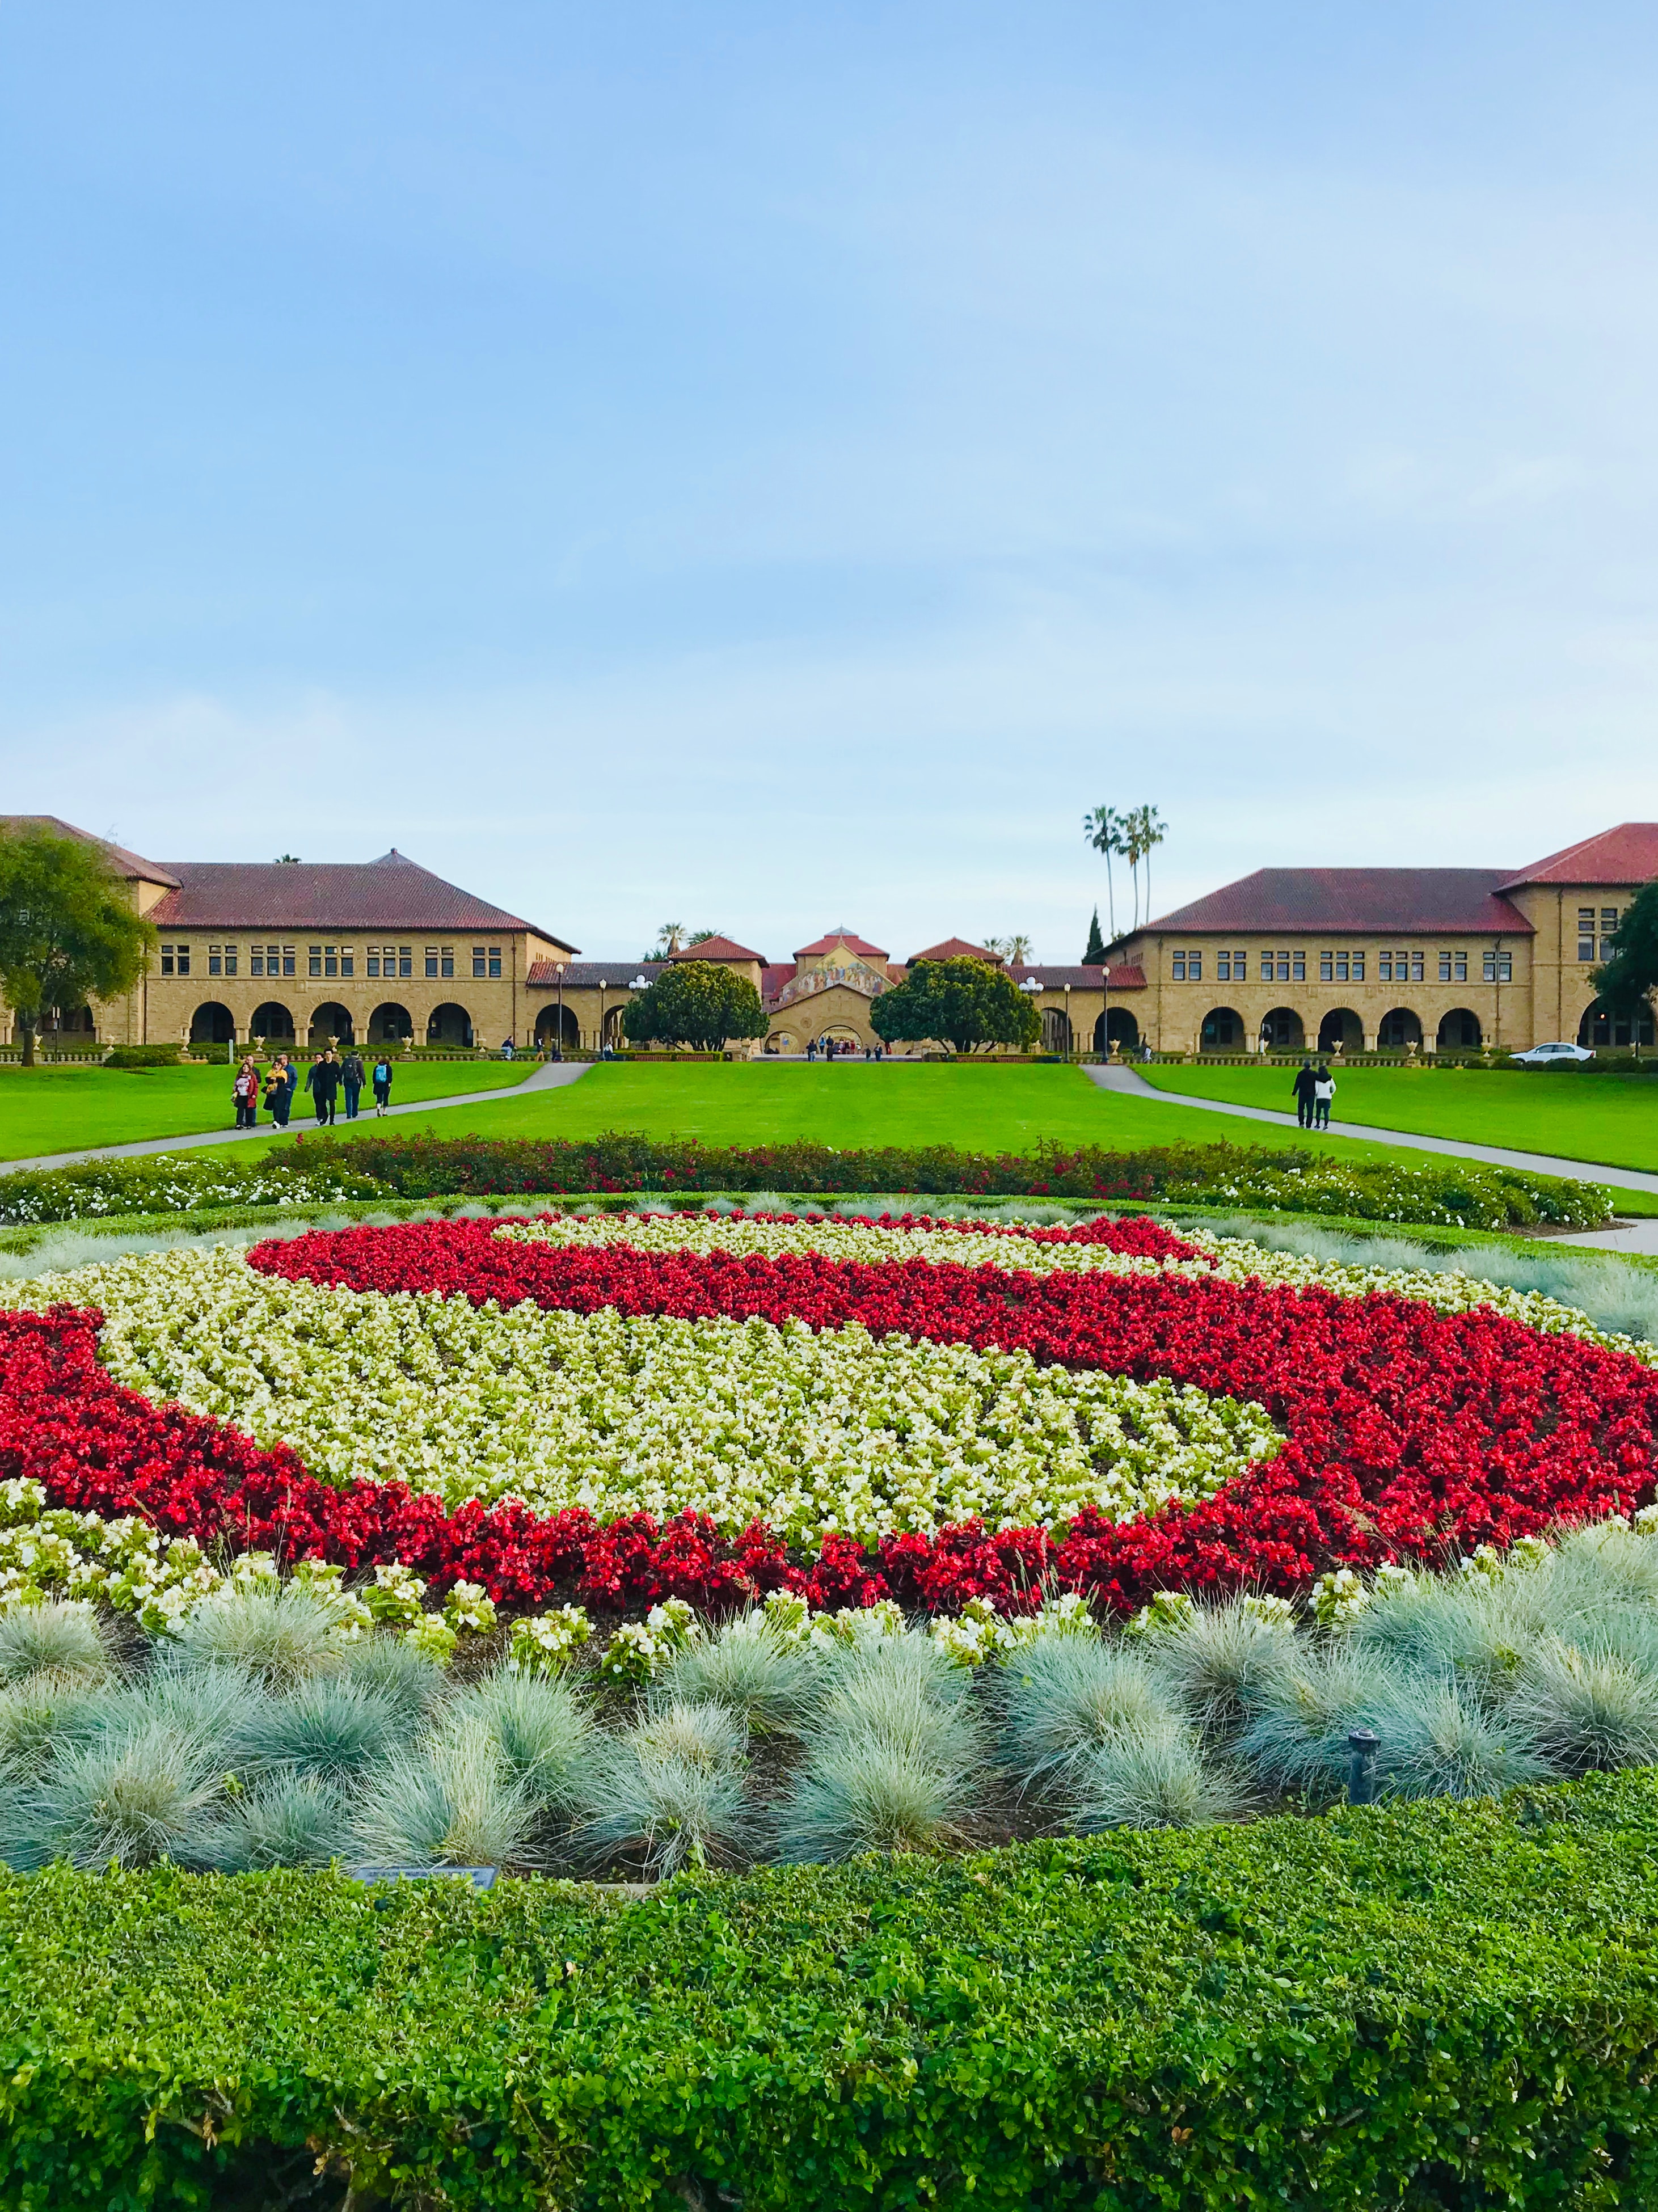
[1130,807,1167,926]
[1082,808,1125,939]
[986,933,1034,965]
[653,923,686,956]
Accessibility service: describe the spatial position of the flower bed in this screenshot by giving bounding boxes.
[2,1209,1654,1622]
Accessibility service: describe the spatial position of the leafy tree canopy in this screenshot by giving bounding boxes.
[1591,878,1658,1018]
[870,957,1040,1056]
[621,960,768,1052]
[0,828,155,1065]
[1083,907,1107,964]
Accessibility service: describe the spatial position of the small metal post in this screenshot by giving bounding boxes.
[1347,1728,1379,1806]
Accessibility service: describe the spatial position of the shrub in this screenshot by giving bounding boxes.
[7,1776,1658,2209]
[1141,1597,1301,1738]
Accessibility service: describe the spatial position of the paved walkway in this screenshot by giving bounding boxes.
[0,1059,593,1177]
[1085,1064,1658,1249]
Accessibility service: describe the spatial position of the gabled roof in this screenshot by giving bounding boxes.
[1143,869,1532,937]
[147,856,576,948]
[761,963,798,999]
[670,934,766,964]
[908,938,1003,965]
[0,814,179,889]
[794,928,888,960]
[531,961,660,988]
[1502,824,1658,890]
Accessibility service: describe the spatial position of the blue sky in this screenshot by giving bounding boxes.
[2,2,1655,960]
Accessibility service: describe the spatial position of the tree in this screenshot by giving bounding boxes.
[1125,804,1168,926]
[870,957,1040,1056]
[984,933,1033,964]
[1082,807,1124,939]
[1083,907,1107,964]
[621,959,767,1052]
[0,826,155,1066]
[650,923,687,957]
[1591,879,1658,1034]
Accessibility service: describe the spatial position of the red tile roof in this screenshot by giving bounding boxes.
[531,961,660,988]
[146,852,576,947]
[794,929,888,960]
[670,934,766,963]
[0,815,179,888]
[1009,964,1146,990]
[1502,824,1658,890]
[761,963,798,998]
[908,938,1004,964]
[1145,869,1532,936]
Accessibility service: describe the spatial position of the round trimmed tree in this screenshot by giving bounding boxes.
[621,960,768,1053]
[870,957,1040,1056]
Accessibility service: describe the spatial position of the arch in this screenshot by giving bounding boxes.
[534,1003,580,1049]
[427,1002,474,1049]
[1438,1008,1483,1051]
[1043,1007,1073,1054]
[1200,1007,1244,1050]
[601,1004,630,1048]
[308,1002,355,1048]
[41,1004,95,1035]
[189,1001,235,1045]
[1256,1006,1303,1053]
[1378,1007,1422,1051]
[1091,1007,1138,1053]
[1579,998,1656,1049]
[250,1001,295,1041]
[1318,1007,1363,1056]
[367,1002,412,1044]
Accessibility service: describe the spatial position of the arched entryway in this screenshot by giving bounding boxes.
[1579,998,1656,1049]
[1378,1007,1422,1051]
[1042,1008,1073,1054]
[1318,1007,1363,1056]
[1438,1008,1483,1050]
[309,1002,355,1048]
[1258,1007,1304,1053]
[1092,1006,1139,1053]
[535,1003,580,1050]
[250,1002,294,1042]
[368,1003,412,1044]
[1199,1007,1243,1050]
[189,1001,235,1045]
[40,1004,95,1035]
[427,1002,474,1048]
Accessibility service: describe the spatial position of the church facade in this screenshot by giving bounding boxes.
[1,815,1653,1057]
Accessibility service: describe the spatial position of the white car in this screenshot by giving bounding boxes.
[1509,1041,1594,1066]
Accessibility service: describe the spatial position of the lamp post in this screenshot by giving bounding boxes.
[630,974,649,1056]
[554,961,566,1061]
[596,977,605,1057]
[1102,964,1111,1058]
[1063,980,1073,1059]
[1020,974,1041,1057]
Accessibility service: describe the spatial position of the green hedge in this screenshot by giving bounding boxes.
[0,1132,1613,1230]
[3,1774,1657,2210]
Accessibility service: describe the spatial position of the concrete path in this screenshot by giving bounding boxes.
[0,1059,593,1177]
[1084,1062,1658,1205]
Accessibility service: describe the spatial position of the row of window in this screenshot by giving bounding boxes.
[1171,947,1513,985]
[158,944,507,981]
[1578,907,1621,961]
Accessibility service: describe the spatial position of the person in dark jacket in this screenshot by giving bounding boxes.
[1292,1061,1318,1129]
[306,1050,341,1126]
[264,1055,293,1128]
[371,1053,394,1116]
[341,1049,365,1120]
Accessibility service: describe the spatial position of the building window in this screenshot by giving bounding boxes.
[159,944,189,977]
[1322,952,1357,983]
[208,946,221,977]
[1351,952,1364,982]
[1216,952,1230,982]
[398,945,412,978]
[1578,908,1597,960]
[1437,951,1467,983]
[322,945,338,978]
[472,945,504,980]
[309,946,322,977]
[339,948,353,977]
[425,949,440,978]
[1602,907,1621,955]
[1483,950,1513,983]
[441,947,453,978]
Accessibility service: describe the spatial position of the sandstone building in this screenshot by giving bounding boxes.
[1,816,1653,1057]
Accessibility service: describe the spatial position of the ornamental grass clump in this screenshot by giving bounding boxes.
[999,1639,1182,1795]
[0,1601,111,1690]
[164,1588,347,1692]
[660,1614,816,1735]
[341,1634,451,1729]
[350,1719,543,1871]
[1142,1597,1301,1740]
[0,1682,107,1782]
[1235,1647,1411,1802]
[445,1672,590,1813]
[241,1677,402,1787]
[1499,1639,1658,1775]
[201,1773,352,1872]
[13,1722,225,1869]
[1068,1721,1242,1831]
[574,1699,755,1878]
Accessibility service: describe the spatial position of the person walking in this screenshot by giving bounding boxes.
[1292,1061,1318,1130]
[1313,1064,1336,1130]
[306,1049,341,1126]
[264,1054,293,1128]
[341,1048,365,1121]
[232,1058,258,1130]
[371,1052,394,1116]
[502,1035,516,1061]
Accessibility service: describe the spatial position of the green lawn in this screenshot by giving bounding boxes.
[0,1059,535,1162]
[1141,1063,1658,1173]
[226,1061,1654,1204]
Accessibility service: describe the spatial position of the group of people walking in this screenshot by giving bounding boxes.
[1292,1061,1337,1130]
[232,1049,397,1131]
[806,1037,887,1060]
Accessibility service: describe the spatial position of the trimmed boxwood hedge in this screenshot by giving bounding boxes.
[2,1774,1657,2210]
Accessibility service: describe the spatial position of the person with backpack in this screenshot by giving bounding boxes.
[1313,1065,1336,1130]
[305,1049,341,1126]
[341,1048,365,1121]
[1291,1061,1318,1129]
[372,1053,394,1116]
